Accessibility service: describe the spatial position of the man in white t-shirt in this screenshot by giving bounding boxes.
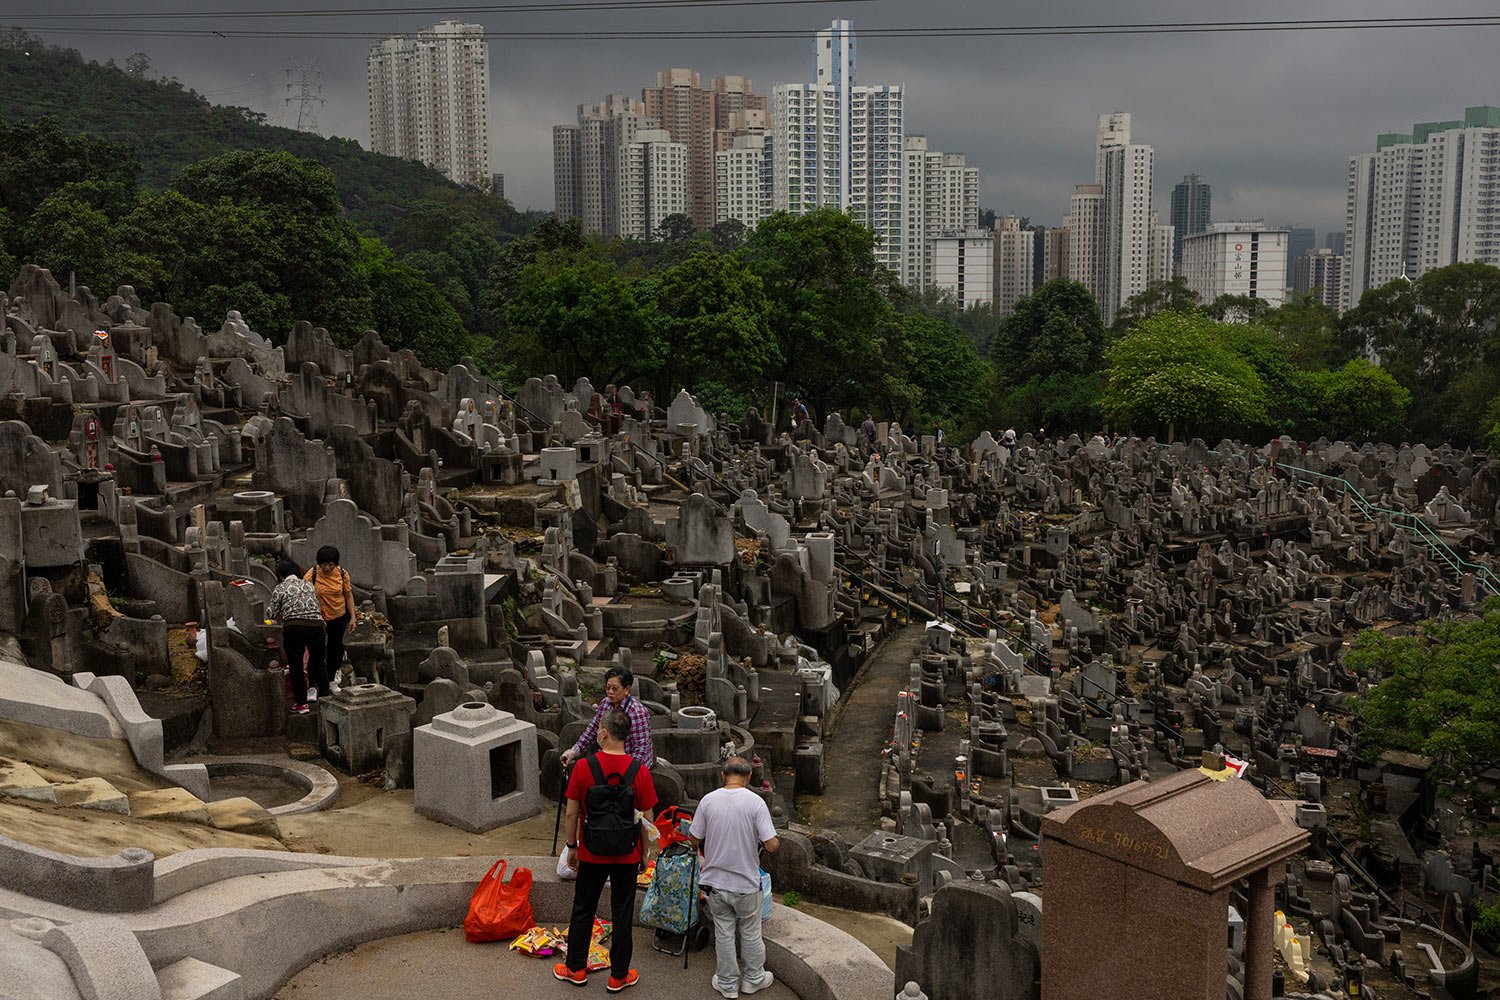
[689,757,781,999]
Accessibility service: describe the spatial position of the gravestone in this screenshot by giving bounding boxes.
[895,881,1040,1000]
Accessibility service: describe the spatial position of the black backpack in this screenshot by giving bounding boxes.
[582,755,642,857]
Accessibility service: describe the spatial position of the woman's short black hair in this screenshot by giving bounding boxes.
[275,559,301,580]
[604,665,633,689]
[315,545,340,566]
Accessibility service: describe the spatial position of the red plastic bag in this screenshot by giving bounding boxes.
[654,805,694,849]
[464,859,535,943]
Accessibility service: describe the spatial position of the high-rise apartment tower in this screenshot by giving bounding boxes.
[902,136,980,290]
[1344,106,1500,309]
[771,20,906,274]
[367,20,490,187]
[554,94,655,237]
[641,69,767,231]
[1169,175,1210,273]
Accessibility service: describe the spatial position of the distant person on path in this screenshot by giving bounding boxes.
[791,397,809,428]
[266,560,322,715]
[561,666,655,769]
[555,710,658,993]
[690,757,781,999]
[303,545,353,700]
[932,420,945,447]
[860,413,877,449]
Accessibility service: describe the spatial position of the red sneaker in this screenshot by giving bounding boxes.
[607,970,638,993]
[553,963,587,987]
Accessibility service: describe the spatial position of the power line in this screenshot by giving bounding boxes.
[2,0,873,18]
[8,14,1500,40]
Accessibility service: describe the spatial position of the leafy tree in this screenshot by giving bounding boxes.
[124,52,151,79]
[709,219,747,253]
[176,148,340,216]
[20,188,142,291]
[989,280,1105,383]
[1266,292,1342,369]
[0,208,14,277]
[643,249,779,402]
[1340,263,1500,442]
[897,285,999,353]
[1216,323,1317,435]
[481,215,586,323]
[1205,293,1274,325]
[738,209,900,421]
[386,191,509,332]
[165,150,373,339]
[1339,278,1419,366]
[995,371,1103,436]
[357,238,468,369]
[987,281,1108,436]
[1350,600,1500,775]
[656,213,696,243]
[1111,276,1199,332]
[1101,312,1268,440]
[0,117,138,224]
[505,248,650,384]
[1304,358,1411,441]
[896,312,994,431]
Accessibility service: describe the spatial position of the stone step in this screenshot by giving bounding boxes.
[156,957,244,1000]
[51,776,130,815]
[0,757,56,803]
[129,787,211,825]
[205,796,281,838]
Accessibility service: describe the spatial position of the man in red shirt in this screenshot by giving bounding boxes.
[556,710,658,993]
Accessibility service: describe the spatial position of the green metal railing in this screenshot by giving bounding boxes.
[1278,462,1500,597]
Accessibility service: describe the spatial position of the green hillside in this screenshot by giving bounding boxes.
[0,31,522,237]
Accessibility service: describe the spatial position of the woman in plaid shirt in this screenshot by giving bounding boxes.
[561,666,656,768]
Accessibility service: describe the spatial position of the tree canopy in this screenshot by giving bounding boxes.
[1101,312,1268,440]
[1351,600,1500,776]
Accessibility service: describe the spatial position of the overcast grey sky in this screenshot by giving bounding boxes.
[10,1,1499,235]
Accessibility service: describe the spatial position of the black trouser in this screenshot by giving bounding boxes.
[281,623,325,705]
[322,613,350,689]
[565,861,637,978]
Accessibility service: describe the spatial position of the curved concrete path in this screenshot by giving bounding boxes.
[278,925,801,999]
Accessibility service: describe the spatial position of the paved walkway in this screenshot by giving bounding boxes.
[800,624,924,840]
[277,926,802,1000]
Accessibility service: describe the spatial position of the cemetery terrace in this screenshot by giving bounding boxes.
[1,262,1499,1000]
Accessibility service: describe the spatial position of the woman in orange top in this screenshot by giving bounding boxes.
[303,545,355,699]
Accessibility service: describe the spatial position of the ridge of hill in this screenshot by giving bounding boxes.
[0,34,521,237]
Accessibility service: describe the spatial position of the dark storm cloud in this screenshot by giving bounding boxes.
[10,0,1498,233]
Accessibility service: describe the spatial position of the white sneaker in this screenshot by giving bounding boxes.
[306,688,318,702]
[741,973,774,996]
[712,975,739,999]
[329,677,342,694]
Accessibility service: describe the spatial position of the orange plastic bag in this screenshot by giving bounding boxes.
[464,859,535,943]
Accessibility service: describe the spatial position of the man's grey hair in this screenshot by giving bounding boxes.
[603,710,631,743]
[722,756,753,778]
